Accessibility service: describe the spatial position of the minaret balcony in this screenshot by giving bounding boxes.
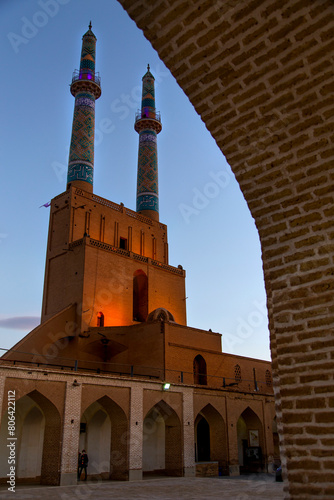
[135,110,161,123]
[72,69,101,86]
[70,69,101,99]
[135,109,162,134]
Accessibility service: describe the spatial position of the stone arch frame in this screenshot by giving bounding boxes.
[118,1,334,496]
[11,390,62,485]
[143,399,183,477]
[237,406,264,474]
[80,395,128,480]
[195,403,228,473]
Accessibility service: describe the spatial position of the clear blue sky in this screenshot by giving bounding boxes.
[0,0,271,361]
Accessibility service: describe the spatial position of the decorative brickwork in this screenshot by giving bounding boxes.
[117,1,334,498]
[135,67,162,220]
[59,382,82,484]
[182,389,195,473]
[129,385,143,474]
[67,25,101,192]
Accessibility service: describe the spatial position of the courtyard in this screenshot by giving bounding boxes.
[0,475,284,500]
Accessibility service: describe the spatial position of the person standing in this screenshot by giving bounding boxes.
[78,449,88,481]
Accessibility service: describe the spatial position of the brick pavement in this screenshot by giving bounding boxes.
[0,476,284,499]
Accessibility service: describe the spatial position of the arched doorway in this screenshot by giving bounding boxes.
[237,407,264,474]
[133,269,148,322]
[194,404,228,474]
[80,396,128,480]
[0,391,61,485]
[196,416,210,461]
[80,403,111,479]
[143,400,182,476]
[193,355,207,385]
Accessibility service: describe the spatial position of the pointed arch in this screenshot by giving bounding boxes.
[133,269,148,322]
[194,404,228,472]
[266,369,272,387]
[237,406,264,474]
[97,311,104,327]
[235,364,242,381]
[193,354,207,385]
[80,395,128,480]
[143,399,182,476]
[0,391,61,485]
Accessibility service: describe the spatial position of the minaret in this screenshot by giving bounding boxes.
[67,23,101,193]
[135,65,162,222]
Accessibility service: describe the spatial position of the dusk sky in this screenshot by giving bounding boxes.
[1,0,271,361]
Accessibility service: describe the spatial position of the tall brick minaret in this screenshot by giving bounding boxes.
[67,23,101,193]
[135,65,162,221]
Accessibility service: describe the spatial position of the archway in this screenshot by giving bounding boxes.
[194,404,228,474]
[195,416,210,461]
[237,407,264,474]
[133,269,148,322]
[118,1,334,496]
[80,396,128,480]
[0,391,61,485]
[143,400,182,476]
[80,403,111,478]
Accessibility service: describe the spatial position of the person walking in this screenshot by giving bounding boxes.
[78,449,89,481]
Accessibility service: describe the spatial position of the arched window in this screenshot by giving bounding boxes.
[266,369,272,387]
[235,364,242,382]
[97,312,104,327]
[133,270,148,322]
[193,355,207,385]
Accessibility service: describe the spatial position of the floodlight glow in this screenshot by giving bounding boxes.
[163,383,170,390]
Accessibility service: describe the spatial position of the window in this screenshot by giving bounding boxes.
[97,312,104,327]
[193,355,207,385]
[133,270,148,322]
[266,369,272,387]
[120,237,127,250]
[235,364,242,382]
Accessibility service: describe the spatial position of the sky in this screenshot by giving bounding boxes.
[0,0,271,361]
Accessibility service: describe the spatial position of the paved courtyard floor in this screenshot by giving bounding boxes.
[0,475,284,500]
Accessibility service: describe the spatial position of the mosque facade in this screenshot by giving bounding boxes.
[0,26,278,486]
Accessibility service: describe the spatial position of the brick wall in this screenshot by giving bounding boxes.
[0,366,276,484]
[117,1,334,498]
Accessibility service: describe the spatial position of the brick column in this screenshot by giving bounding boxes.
[182,388,195,476]
[225,398,240,476]
[128,385,143,481]
[60,380,82,485]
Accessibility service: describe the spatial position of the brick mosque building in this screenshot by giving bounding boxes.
[0,26,277,486]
